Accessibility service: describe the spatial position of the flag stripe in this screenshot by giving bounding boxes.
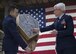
[34,45,55,51]
[39,34,55,38]
[37,37,56,43]
[37,42,56,47]
[33,50,55,54]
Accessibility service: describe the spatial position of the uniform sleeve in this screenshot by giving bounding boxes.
[40,23,55,32]
[58,16,74,37]
[7,20,27,49]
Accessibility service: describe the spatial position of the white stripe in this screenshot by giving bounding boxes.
[37,37,56,43]
[45,7,54,12]
[66,5,76,10]
[45,5,76,12]
[46,20,76,26]
[67,13,76,17]
[46,13,76,19]
[74,28,76,33]
[46,14,55,19]
[73,21,76,25]
[34,45,55,51]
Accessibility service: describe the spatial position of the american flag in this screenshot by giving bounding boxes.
[18,5,76,54]
[19,7,46,28]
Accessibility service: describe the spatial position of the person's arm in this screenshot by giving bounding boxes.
[58,16,74,37]
[7,20,27,49]
[40,23,55,32]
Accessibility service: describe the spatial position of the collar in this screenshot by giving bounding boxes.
[59,13,64,19]
[56,13,64,19]
[9,15,16,20]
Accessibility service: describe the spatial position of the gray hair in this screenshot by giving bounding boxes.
[54,3,66,11]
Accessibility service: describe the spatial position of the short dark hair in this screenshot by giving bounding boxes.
[8,5,18,13]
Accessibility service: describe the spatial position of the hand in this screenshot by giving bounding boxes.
[51,29,58,36]
[32,28,39,33]
[25,46,32,53]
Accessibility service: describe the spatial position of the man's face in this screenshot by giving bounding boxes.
[11,8,18,18]
[54,9,63,17]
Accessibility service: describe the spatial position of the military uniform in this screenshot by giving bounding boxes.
[2,15,27,54]
[40,14,76,54]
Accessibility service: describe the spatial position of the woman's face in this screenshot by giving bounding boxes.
[54,9,63,17]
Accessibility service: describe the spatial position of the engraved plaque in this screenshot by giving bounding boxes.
[16,14,39,43]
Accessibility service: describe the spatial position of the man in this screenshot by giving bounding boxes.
[33,3,76,54]
[2,6,31,54]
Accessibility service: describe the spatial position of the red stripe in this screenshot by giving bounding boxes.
[37,42,56,47]
[66,9,76,13]
[46,18,55,22]
[46,17,76,22]
[74,25,76,28]
[65,2,76,6]
[73,32,76,36]
[46,11,53,15]
[46,9,76,15]
[32,50,55,54]
[39,34,55,38]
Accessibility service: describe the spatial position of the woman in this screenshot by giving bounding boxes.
[33,3,76,54]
